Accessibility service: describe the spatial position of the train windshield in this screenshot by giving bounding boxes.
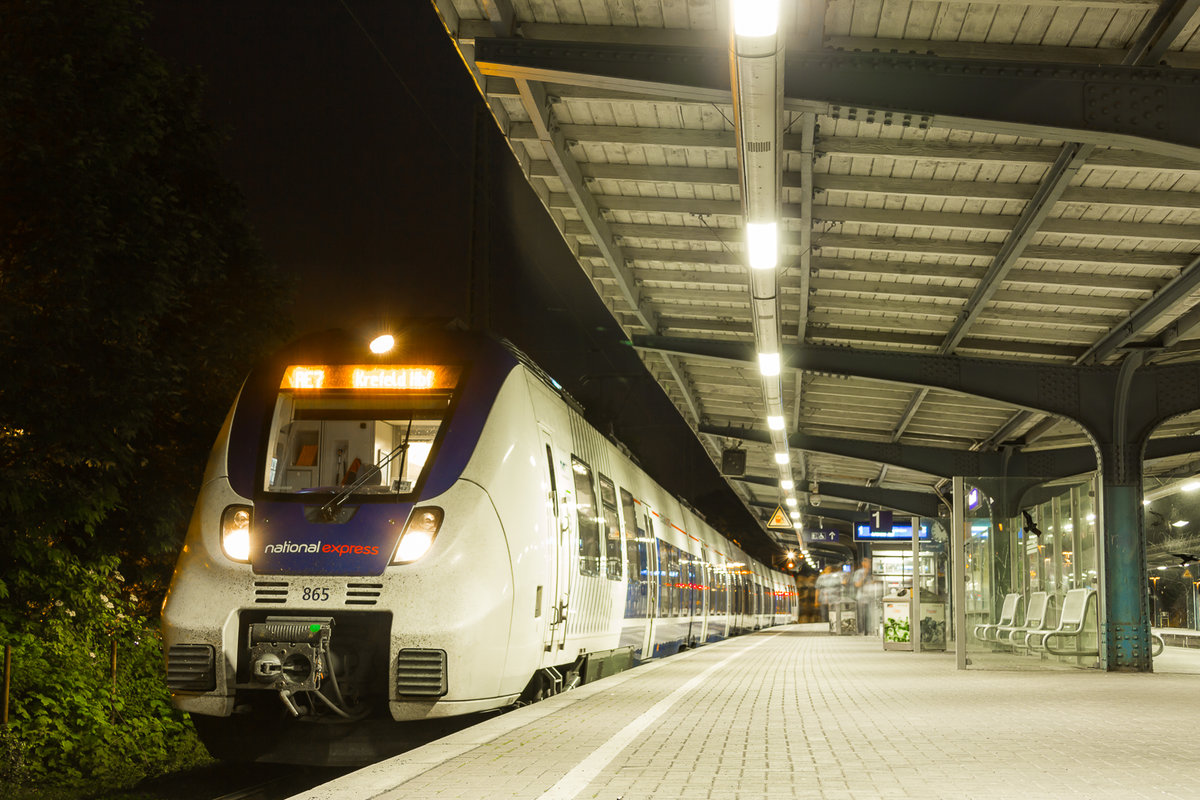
[261,364,459,497]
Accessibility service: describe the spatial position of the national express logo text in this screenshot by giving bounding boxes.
[263,540,380,556]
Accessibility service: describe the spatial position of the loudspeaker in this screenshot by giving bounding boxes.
[721,448,746,476]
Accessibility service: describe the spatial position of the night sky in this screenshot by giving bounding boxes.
[147,1,778,556]
[149,1,482,330]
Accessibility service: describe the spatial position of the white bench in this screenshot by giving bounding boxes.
[974,593,1021,643]
[995,591,1050,647]
[1028,588,1097,656]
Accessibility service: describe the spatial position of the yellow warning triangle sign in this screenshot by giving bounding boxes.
[767,505,792,529]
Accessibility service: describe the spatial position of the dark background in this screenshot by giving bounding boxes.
[148,0,777,557]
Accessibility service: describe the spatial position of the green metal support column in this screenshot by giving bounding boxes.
[1099,479,1151,670]
[1097,349,1152,671]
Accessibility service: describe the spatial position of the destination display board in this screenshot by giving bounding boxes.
[853,520,931,541]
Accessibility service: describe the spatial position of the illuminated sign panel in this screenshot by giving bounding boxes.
[281,365,459,391]
[853,521,931,541]
[286,367,326,389]
[351,367,434,390]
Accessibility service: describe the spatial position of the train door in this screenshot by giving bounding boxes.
[539,430,570,656]
[641,509,658,659]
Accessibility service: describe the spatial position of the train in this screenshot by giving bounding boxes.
[161,323,797,763]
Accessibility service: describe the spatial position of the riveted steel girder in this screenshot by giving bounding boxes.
[698,423,1099,480]
[473,38,1200,161]
[733,474,943,518]
[636,335,1200,447]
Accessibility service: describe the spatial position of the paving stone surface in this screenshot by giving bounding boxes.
[291,625,1200,799]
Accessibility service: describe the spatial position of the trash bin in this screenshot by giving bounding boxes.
[883,592,946,651]
[829,600,857,635]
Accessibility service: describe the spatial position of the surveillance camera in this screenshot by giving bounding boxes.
[811,494,821,507]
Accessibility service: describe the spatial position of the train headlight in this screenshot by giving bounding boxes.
[392,507,443,564]
[221,505,252,562]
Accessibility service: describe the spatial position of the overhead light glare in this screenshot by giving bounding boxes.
[780,479,794,490]
[774,451,790,465]
[785,497,798,507]
[369,334,395,354]
[1183,481,1200,492]
[766,415,785,431]
[733,0,780,38]
[789,511,800,520]
[758,351,781,376]
[746,222,778,270]
[1173,520,1189,528]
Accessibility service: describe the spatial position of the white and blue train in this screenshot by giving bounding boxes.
[162,324,796,762]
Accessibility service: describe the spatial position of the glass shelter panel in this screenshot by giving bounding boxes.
[962,476,1101,671]
[1143,470,1200,661]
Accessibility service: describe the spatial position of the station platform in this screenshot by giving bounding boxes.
[292,624,1200,799]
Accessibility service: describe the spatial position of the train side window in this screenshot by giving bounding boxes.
[668,544,681,617]
[570,457,601,577]
[598,475,622,581]
[545,444,558,516]
[620,489,638,583]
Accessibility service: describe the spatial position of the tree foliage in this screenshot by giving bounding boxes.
[0,0,290,597]
[1,0,292,789]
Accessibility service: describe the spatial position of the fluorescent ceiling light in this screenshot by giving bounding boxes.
[785,497,797,507]
[780,479,794,490]
[746,221,778,270]
[757,351,781,376]
[766,415,785,431]
[790,511,800,520]
[774,451,790,465]
[1184,481,1200,492]
[733,0,780,38]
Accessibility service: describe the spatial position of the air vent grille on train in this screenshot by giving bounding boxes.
[345,582,383,606]
[396,649,447,696]
[165,644,215,691]
[253,581,288,604]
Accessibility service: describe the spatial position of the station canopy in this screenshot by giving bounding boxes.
[433,0,1200,558]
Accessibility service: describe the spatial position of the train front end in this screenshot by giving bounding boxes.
[161,328,524,760]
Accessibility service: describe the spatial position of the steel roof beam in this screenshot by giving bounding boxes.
[632,315,1089,359]
[1077,251,1200,364]
[547,191,1200,241]
[508,123,1199,171]
[507,76,737,490]
[475,38,1200,160]
[1124,0,1200,66]
[822,36,1200,70]
[567,221,1198,268]
[642,334,1200,440]
[700,422,1099,480]
[735,475,943,518]
[512,79,648,329]
[528,161,1200,209]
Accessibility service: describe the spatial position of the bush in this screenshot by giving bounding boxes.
[0,555,211,793]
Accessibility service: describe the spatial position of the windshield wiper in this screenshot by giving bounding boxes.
[319,418,414,522]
